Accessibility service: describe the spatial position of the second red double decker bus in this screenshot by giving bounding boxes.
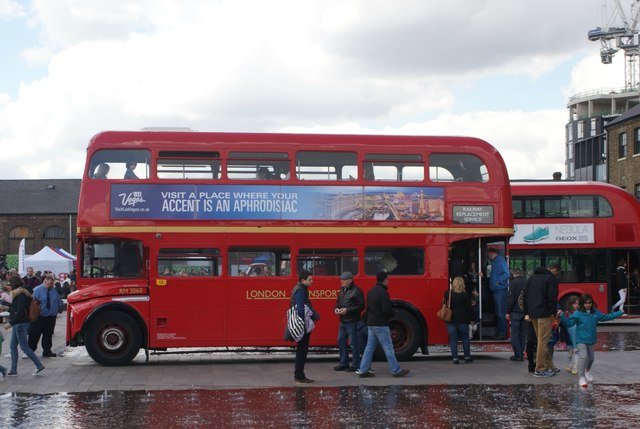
[67,130,513,365]
[510,180,640,313]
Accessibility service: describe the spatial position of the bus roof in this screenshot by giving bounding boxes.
[88,130,503,154]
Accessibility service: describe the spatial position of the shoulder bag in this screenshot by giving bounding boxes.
[436,289,452,322]
[286,306,305,342]
[29,297,41,322]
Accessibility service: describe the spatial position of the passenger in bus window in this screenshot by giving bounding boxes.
[275,164,290,180]
[257,167,276,180]
[363,163,375,181]
[93,163,110,179]
[124,161,139,179]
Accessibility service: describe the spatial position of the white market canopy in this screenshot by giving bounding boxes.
[23,246,76,276]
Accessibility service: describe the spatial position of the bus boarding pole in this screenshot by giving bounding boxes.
[477,239,482,340]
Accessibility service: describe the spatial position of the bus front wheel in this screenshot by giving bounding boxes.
[380,308,421,361]
[85,311,142,366]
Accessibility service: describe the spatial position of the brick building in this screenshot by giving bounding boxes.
[0,180,80,259]
[605,104,640,199]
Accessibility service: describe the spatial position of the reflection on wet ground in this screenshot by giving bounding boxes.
[2,384,639,428]
[428,330,640,354]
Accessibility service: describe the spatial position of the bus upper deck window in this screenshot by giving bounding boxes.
[89,149,150,180]
[226,152,290,180]
[363,154,424,182]
[429,153,489,183]
[296,151,358,181]
[157,151,220,180]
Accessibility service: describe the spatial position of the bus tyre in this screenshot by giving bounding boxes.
[85,311,142,366]
[376,308,421,362]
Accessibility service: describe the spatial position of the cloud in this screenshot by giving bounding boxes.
[0,0,24,19]
[320,0,596,78]
[0,0,623,181]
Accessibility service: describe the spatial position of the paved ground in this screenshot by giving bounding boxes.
[1,314,638,394]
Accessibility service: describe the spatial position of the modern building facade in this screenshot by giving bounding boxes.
[566,89,640,182]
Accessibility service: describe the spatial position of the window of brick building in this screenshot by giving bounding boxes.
[9,226,34,253]
[618,133,627,158]
[43,225,65,239]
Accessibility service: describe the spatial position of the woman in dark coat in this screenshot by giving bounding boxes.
[4,286,45,376]
[445,276,474,364]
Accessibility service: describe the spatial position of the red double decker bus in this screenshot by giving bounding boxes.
[67,130,513,365]
[510,181,640,313]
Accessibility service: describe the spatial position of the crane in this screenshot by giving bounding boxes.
[589,0,640,90]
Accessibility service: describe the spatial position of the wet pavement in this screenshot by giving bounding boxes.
[0,316,639,427]
[1,384,639,428]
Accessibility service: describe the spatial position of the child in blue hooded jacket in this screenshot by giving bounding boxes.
[560,293,623,388]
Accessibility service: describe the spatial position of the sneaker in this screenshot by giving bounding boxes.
[392,369,410,378]
[356,370,375,378]
[333,365,348,371]
[550,367,561,374]
[579,377,588,388]
[345,367,357,372]
[6,371,17,377]
[585,370,593,382]
[571,367,578,375]
[510,356,523,362]
[452,359,459,365]
[524,226,549,243]
[42,352,57,358]
[0,368,6,379]
[294,378,314,384]
[533,370,553,378]
[32,367,46,376]
[464,358,474,364]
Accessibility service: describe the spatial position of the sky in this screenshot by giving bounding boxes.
[0,0,633,180]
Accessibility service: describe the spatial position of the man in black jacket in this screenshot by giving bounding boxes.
[507,268,526,361]
[355,272,409,378]
[333,271,365,372]
[523,263,560,378]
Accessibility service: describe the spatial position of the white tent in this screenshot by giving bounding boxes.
[23,246,76,276]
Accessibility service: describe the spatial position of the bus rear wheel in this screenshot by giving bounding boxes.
[376,308,421,361]
[85,311,142,366]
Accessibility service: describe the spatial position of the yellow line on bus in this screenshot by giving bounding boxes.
[81,226,514,235]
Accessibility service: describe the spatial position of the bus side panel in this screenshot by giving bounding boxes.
[559,283,608,311]
[148,275,227,348]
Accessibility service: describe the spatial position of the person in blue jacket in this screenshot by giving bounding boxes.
[560,293,623,388]
[487,247,510,339]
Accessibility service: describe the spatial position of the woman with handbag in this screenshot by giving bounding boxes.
[445,276,474,364]
[3,285,45,376]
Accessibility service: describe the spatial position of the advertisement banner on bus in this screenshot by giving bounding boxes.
[109,184,445,221]
[510,223,595,245]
